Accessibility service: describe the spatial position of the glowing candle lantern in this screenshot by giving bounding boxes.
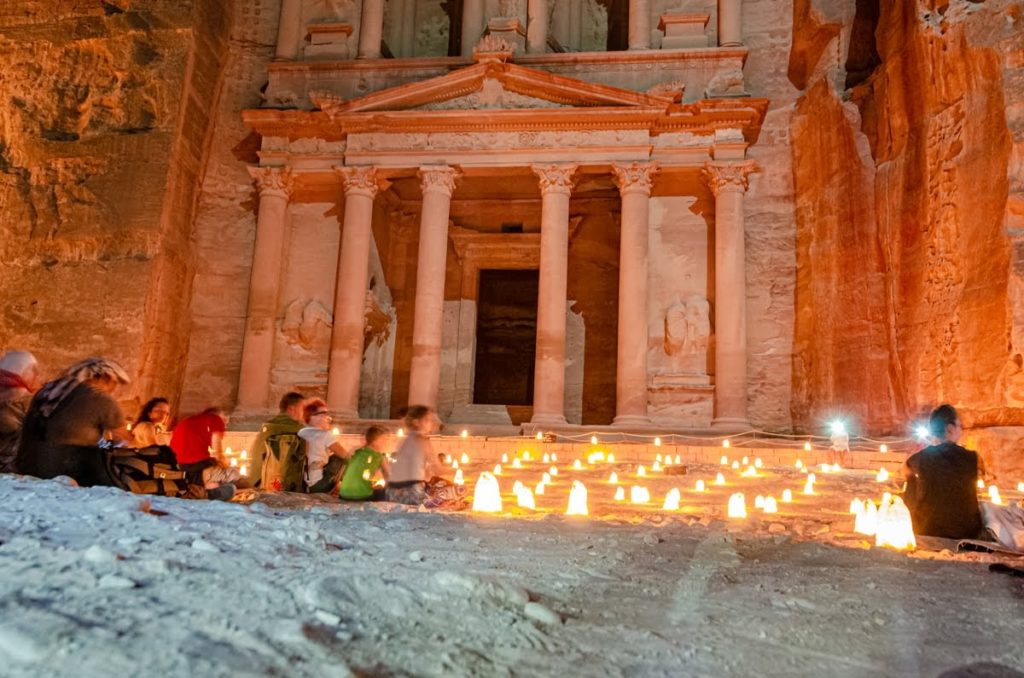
[637,465,647,477]
[229,458,238,467]
[831,463,841,473]
[452,461,460,470]
[763,497,778,514]
[536,431,544,441]
[731,461,740,470]
[461,429,468,438]
[472,473,503,513]
[542,453,550,464]
[850,498,864,515]
[977,478,985,489]
[630,486,651,504]
[654,437,662,447]
[517,487,536,510]
[535,482,545,495]
[795,459,803,469]
[663,488,681,511]
[727,493,747,518]
[695,479,706,492]
[591,435,598,445]
[512,480,524,495]
[854,500,877,536]
[881,492,892,505]
[397,428,405,438]
[551,453,558,462]
[512,458,522,469]
[225,447,233,457]
[754,495,765,509]
[239,449,248,460]
[573,459,583,471]
[782,489,793,503]
[522,451,532,462]
[608,453,615,463]
[542,472,552,485]
[876,467,889,482]
[609,471,619,484]
[652,461,663,472]
[989,485,1003,505]
[720,455,729,465]
[614,486,625,501]
[1018,482,1024,492]
[875,497,915,550]
[880,444,888,453]
[803,479,815,495]
[566,481,589,515]
[655,453,663,463]
[239,465,248,476]
[742,466,758,477]
[675,455,681,465]
[803,441,812,452]
[723,440,731,449]
[819,463,829,473]
[715,473,726,485]
[332,426,341,436]
[454,470,464,485]
[461,453,469,464]
[587,452,605,464]
[754,457,763,469]
[807,473,816,484]
[493,464,502,475]
[501,453,509,464]
[549,466,559,476]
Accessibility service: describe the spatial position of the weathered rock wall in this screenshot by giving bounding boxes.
[0,1,232,412]
[789,0,1022,437]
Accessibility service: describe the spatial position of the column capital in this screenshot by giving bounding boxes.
[532,164,578,196]
[612,161,660,196]
[702,161,759,196]
[248,166,294,199]
[334,166,387,198]
[417,166,460,197]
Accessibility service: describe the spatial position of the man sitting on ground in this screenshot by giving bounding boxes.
[299,400,348,494]
[338,426,390,501]
[170,407,248,499]
[903,404,989,540]
[250,391,305,488]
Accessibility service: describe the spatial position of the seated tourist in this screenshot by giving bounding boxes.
[299,400,348,494]
[0,350,41,473]
[251,391,306,489]
[16,357,131,487]
[170,407,250,496]
[130,397,172,448]
[903,404,989,540]
[338,426,390,501]
[385,406,466,509]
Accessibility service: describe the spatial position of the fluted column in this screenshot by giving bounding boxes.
[527,0,549,53]
[611,162,659,425]
[237,167,294,411]
[530,164,577,425]
[326,167,384,418]
[461,0,486,57]
[357,0,386,58]
[628,0,651,50]
[275,0,303,60]
[407,167,459,409]
[718,0,742,46]
[702,161,757,429]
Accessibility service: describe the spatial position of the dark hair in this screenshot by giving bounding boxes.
[404,405,432,428]
[303,398,328,423]
[136,397,169,424]
[279,391,305,412]
[365,426,387,445]
[929,404,959,439]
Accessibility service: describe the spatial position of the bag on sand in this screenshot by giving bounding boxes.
[107,445,191,497]
[981,501,1024,552]
[261,432,307,493]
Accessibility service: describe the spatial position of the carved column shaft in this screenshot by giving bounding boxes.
[275,0,303,60]
[327,167,383,418]
[527,0,548,53]
[531,165,577,426]
[628,0,651,50]
[238,167,293,411]
[461,0,486,57]
[718,0,742,46]
[612,162,659,425]
[703,161,757,428]
[407,167,459,409]
[357,0,386,58]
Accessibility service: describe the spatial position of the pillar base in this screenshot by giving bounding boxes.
[531,413,567,426]
[612,414,652,426]
[711,416,751,432]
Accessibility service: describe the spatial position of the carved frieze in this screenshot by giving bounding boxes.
[347,129,648,152]
[418,78,567,110]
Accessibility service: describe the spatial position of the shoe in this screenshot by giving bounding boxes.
[207,483,236,501]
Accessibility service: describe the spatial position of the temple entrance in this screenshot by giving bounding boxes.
[472,269,539,408]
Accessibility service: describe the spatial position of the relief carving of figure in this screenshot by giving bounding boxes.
[664,296,710,356]
[282,299,334,350]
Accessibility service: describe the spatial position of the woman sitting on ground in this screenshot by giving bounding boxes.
[298,400,348,494]
[131,397,172,448]
[16,357,131,487]
[385,406,466,509]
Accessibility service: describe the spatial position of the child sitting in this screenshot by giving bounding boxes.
[298,400,348,494]
[338,426,390,501]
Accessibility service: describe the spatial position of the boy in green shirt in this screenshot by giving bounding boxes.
[339,426,390,501]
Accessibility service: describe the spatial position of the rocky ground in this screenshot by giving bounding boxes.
[0,460,1022,677]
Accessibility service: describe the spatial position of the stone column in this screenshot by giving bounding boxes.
[611,162,659,425]
[628,0,651,50]
[407,167,459,409]
[461,0,486,57]
[718,0,742,46]
[326,167,383,418]
[357,0,386,58]
[527,0,548,53]
[275,0,303,60]
[530,164,577,426]
[702,161,757,429]
[237,167,294,411]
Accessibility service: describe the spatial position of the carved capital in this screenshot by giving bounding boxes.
[417,166,460,197]
[334,166,384,198]
[532,164,578,196]
[611,161,660,196]
[701,161,758,197]
[248,166,294,200]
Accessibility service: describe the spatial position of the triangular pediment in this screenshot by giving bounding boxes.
[311,61,672,116]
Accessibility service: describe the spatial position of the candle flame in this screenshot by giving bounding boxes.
[493,464,502,475]
[607,453,615,463]
[741,466,758,477]
[763,497,778,514]
[630,486,651,504]
[875,497,916,549]
[637,465,647,477]
[590,435,598,445]
[662,488,680,511]
[876,467,889,482]
[501,453,509,464]
[695,479,706,492]
[652,461,663,472]
[714,473,726,485]
[988,485,1003,505]
[535,482,545,495]
[461,429,468,438]
[472,472,502,513]
[782,489,793,503]
[654,437,662,447]
[454,469,464,485]
[754,457,763,469]
[549,466,558,476]
[543,453,550,463]
[803,441,812,451]
[880,443,888,453]
[609,471,618,484]
[512,458,522,469]
[731,461,740,470]
[754,495,765,509]
[573,459,583,470]
[239,464,248,476]
[722,440,731,448]
[566,481,589,516]
[720,455,729,465]
[542,472,552,485]
[727,493,747,518]
[517,487,536,510]
[461,453,470,464]
[614,486,625,501]
[854,500,877,536]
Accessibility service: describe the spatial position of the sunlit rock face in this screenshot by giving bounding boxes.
[789,0,1021,437]
[0,1,232,407]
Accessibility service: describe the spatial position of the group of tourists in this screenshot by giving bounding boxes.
[0,351,467,509]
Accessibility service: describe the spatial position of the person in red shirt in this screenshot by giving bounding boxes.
[170,407,250,493]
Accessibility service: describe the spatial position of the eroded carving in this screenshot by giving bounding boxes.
[665,296,711,356]
[282,298,334,350]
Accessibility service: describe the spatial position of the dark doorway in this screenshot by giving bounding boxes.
[473,269,539,406]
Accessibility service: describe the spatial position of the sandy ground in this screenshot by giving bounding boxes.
[1,456,1023,677]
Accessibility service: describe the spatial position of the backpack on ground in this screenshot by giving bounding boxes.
[107,445,190,497]
[261,432,307,493]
